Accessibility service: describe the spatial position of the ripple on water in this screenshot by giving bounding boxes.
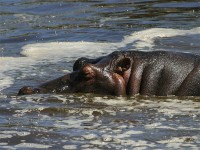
[0,94,197,149]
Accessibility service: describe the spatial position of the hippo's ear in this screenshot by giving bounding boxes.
[114,58,131,75]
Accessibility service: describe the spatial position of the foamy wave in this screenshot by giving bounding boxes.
[21,27,200,61]
[21,42,119,60]
[123,27,200,50]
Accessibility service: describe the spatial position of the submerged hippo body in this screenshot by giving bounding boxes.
[18,51,200,96]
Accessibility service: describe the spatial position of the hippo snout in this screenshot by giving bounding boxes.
[18,86,41,95]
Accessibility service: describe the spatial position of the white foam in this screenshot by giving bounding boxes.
[63,145,77,149]
[0,57,37,92]
[15,143,51,149]
[1,27,200,92]
[21,42,118,61]
[21,27,200,61]
[123,27,200,50]
[158,136,199,149]
[1,131,30,137]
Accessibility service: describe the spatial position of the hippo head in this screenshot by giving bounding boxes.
[18,52,132,96]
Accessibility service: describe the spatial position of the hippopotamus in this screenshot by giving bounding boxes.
[18,51,200,96]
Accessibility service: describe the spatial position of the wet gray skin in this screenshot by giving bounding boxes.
[18,51,200,96]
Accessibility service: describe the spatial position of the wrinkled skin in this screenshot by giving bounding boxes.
[18,51,200,96]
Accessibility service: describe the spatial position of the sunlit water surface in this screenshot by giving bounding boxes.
[0,0,200,149]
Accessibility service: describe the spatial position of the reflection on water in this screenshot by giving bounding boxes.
[0,94,199,149]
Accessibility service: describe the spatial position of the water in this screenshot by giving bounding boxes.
[0,0,200,149]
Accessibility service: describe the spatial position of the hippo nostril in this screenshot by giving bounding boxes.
[18,86,34,95]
